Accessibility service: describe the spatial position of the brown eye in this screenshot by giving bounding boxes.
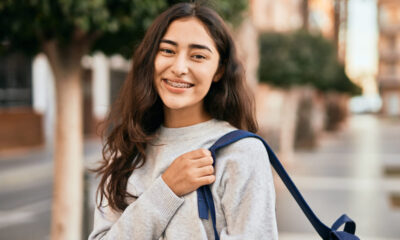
[192,54,206,60]
[160,48,174,54]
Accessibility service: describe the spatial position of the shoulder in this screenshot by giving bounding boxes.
[223,136,266,152]
[215,136,269,171]
[213,135,274,194]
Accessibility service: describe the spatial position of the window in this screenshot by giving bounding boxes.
[0,53,32,107]
[387,92,400,116]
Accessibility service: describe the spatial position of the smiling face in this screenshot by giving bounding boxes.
[153,17,221,126]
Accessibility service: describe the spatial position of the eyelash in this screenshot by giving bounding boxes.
[192,54,206,60]
[160,48,174,54]
[159,48,206,60]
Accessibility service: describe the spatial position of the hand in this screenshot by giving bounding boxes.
[162,149,215,197]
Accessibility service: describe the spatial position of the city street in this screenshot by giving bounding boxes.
[0,114,399,239]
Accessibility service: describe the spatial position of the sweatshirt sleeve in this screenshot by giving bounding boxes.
[217,138,278,239]
[88,175,185,240]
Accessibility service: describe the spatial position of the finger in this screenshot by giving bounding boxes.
[180,148,211,160]
[197,175,216,186]
[193,156,214,168]
[196,165,214,176]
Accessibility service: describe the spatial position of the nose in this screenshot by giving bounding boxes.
[171,53,188,76]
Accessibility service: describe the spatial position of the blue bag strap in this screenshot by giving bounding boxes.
[197,130,359,240]
[331,214,356,234]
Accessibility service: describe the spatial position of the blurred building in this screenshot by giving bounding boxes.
[0,53,129,151]
[310,0,348,62]
[0,54,44,151]
[245,0,347,86]
[250,0,347,61]
[378,0,400,116]
[250,0,303,32]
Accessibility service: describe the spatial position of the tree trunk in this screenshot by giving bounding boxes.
[43,39,88,240]
[52,68,83,240]
[279,87,300,163]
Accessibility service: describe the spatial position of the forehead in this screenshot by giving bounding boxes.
[162,17,217,50]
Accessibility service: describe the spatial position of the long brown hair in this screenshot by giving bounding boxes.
[95,2,258,212]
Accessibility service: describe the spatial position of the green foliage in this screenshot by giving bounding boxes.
[92,0,168,57]
[205,0,247,27]
[258,30,361,95]
[0,0,167,57]
[166,0,247,27]
[0,0,247,57]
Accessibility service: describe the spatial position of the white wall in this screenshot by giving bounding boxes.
[32,54,56,149]
[92,53,110,121]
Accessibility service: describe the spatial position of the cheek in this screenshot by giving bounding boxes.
[154,55,169,77]
[196,62,219,84]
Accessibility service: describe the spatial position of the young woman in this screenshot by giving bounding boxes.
[89,2,278,239]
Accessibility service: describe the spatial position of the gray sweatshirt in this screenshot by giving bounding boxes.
[89,119,278,240]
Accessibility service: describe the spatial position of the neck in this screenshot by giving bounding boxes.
[163,105,212,128]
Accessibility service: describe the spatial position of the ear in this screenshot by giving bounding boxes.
[213,66,225,82]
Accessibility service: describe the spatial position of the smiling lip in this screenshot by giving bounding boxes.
[162,78,194,88]
[162,78,194,93]
[163,78,194,86]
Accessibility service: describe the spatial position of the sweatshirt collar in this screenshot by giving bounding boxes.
[156,119,228,142]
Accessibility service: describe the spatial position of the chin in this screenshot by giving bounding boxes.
[163,103,188,110]
[160,93,192,108]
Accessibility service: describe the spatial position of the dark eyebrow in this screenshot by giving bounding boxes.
[160,39,177,46]
[160,39,213,53]
[189,44,213,53]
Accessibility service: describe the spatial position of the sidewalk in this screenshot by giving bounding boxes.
[0,138,103,240]
[276,114,400,240]
[0,139,102,192]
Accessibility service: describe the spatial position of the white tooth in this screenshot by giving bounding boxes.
[166,80,191,88]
